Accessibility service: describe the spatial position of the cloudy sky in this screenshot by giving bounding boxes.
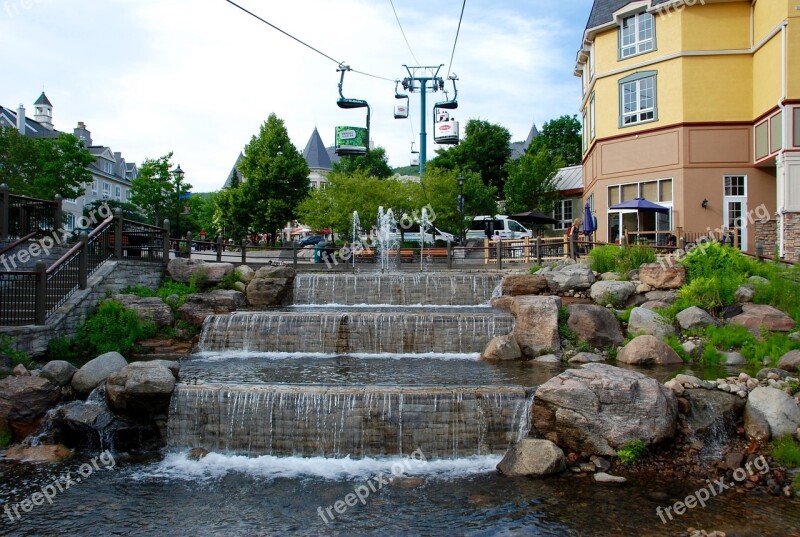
[1,0,594,192]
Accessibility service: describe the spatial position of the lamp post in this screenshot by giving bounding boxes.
[457,174,465,244]
[172,164,184,253]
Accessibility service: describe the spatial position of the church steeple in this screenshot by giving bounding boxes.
[33,92,54,130]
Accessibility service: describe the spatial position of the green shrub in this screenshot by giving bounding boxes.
[0,431,10,448]
[588,245,620,274]
[741,332,800,368]
[588,245,656,274]
[617,440,648,463]
[677,276,740,311]
[215,271,243,291]
[701,345,723,366]
[750,269,800,324]
[705,324,754,350]
[120,285,157,298]
[771,435,800,468]
[615,306,634,324]
[46,336,83,364]
[558,307,576,344]
[681,242,747,281]
[624,244,657,271]
[0,336,35,369]
[77,300,158,356]
[664,334,689,362]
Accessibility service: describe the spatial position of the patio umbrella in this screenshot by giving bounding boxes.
[582,204,596,237]
[608,198,668,240]
[510,210,558,225]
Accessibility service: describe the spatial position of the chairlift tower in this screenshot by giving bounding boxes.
[402,65,445,175]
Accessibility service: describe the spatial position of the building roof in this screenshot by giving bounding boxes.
[553,165,583,193]
[34,92,52,107]
[303,127,333,170]
[585,0,671,30]
[222,153,244,189]
[0,106,59,139]
[509,122,539,159]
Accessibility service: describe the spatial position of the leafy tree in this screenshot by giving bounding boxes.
[0,127,93,199]
[527,115,582,166]
[504,148,564,214]
[83,199,147,223]
[187,193,219,238]
[130,152,191,231]
[233,113,310,243]
[332,147,393,179]
[214,187,250,242]
[420,168,497,237]
[428,119,512,194]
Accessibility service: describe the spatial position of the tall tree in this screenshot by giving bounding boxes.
[130,152,191,230]
[504,148,564,214]
[332,147,393,179]
[235,113,310,242]
[428,119,512,194]
[527,115,582,166]
[420,168,497,236]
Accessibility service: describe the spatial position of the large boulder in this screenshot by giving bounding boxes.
[616,335,683,366]
[589,281,635,307]
[496,439,566,477]
[4,445,74,463]
[481,335,522,362]
[683,389,745,443]
[566,304,624,348]
[511,296,562,357]
[167,258,234,286]
[644,290,678,304]
[777,350,800,372]
[745,387,800,442]
[177,290,246,327]
[112,295,173,327]
[246,266,296,307]
[501,274,548,297]
[532,364,678,456]
[105,362,177,414]
[71,352,128,395]
[627,307,675,339]
[40,360,77,387]
[0,376,60,440]
[638,263,686,290]
[540,263,595,293]
[731,304,797,335]
[568,352,605,364]
[235,265,255,284]
[675,306,717,331]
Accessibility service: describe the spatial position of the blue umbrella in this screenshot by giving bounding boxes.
[608,197,669,212]
[582,203,596,236]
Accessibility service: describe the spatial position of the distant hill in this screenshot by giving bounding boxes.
[393,166,420,176]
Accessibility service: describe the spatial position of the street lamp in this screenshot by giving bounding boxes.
[172,164,184,252]
[457,174,465,244]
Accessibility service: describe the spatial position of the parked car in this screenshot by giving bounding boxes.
[466,215,532,240]
[299,235,326,247]
[387,226,457,244]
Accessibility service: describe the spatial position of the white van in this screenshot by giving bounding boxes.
[388,225,456,244]
[466,215,532,240]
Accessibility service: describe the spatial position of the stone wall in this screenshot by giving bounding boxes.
[0,260,164,356]
[783,212,800,262]
[754,219,777,258]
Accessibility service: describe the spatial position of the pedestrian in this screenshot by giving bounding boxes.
[566,218,582,259]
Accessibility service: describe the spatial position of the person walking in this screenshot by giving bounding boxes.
[566,218,582,260]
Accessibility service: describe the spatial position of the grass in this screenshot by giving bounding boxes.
[701,345,723,366]
[701,324,800,367]
[771,435,800,468]
[617,440,648,463]
[615,306,634,324]
[558,307,576,345]
[664,334,689,362]
[122,278,198,312]
[0,336,36,370]
[588,245,656,274]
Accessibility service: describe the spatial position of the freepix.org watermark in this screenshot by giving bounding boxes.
[0,202,112,271]
[656,455,769,524]
[317,448,427,524]
[3,0,52,19]
[653,0,706,19]
[3,450,116,524]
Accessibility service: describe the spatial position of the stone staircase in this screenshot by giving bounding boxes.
[0,240,73,271]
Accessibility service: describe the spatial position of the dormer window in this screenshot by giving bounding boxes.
[620,12,654,59]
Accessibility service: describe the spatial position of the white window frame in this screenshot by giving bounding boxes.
[553,199,574,230]
[590,93,596,141]
[589,44,595,80]
[115,185,121,200]
[126,189,132,201]
[582,110,588,152]
[619,71,657,127]
[91,180,98,195]
[104,161,113,174]
[723,175,748,250]
[619,11,655,60]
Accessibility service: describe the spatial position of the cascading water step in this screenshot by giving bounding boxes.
[168,383,535,459]
[198,310,515,354]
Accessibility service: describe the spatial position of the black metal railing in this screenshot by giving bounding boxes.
[0,272,37,326]
[46,251,81,315]
[0,185,61,241]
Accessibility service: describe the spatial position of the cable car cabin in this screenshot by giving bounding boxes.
[410,154,420,166]
[394,103,409,119]
[434,110,459,145]
[335,126,368,156]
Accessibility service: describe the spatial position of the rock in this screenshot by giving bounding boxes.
[246,266,296,307]
[532,364,678,456]
[789,332,800,342]
[778,350,800,372]
[4,445,74,463]
[748,275,769,286]
[111,295,173,327]
[589,281,636,307]
[676,306,717,331]
[635,283,652,294]
[0,376,60,441]
[731,304,797,335]
[627,307,675,339]
[0,367,11,379]
[593,472,626,484]
[501,274,548,296]
[682,341,698,355]
[638,263,686,289]
[617,335,683,366]
[665,379,685,395]
[71,352,128,395]
[188,447,210,461]
[489,296,515,313]
[167,258,234,286]
[0,354,11,369]
[566,304,624,348]
[725,452,745,470]
[641,300,671,311]
[481,335,522,362]
[745,387,800,441]
[496,439,566,477]
[534,354,561,364]
[133,359,180,379]
[757,368,790,381]
[12,364,30,376]
[568,352,605,364]
[735,285,755,303]
[235,265,255,284]
[40,361,77,387]
[511,296,562,357]
[644,290,678,304]
[234,281,247,293]
[600,272,622,281]
[592,456,611,472]
[177,290,246,327]
[105,362,177,414]
[673,374,713,389]
[724,352,747,366]
[684,389,745,443]
[541,263,595,293]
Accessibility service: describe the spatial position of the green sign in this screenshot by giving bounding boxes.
[335,126,367,154]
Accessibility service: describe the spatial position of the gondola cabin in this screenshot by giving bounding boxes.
[434,110,459,145]
[335,126,368,156]
[394,103,409,119]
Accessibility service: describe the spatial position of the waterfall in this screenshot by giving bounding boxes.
[168,384,532,459]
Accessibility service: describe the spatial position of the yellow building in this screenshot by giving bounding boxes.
[576,0,800,257]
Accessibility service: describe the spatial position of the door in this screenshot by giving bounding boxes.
[723,176,747,250]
